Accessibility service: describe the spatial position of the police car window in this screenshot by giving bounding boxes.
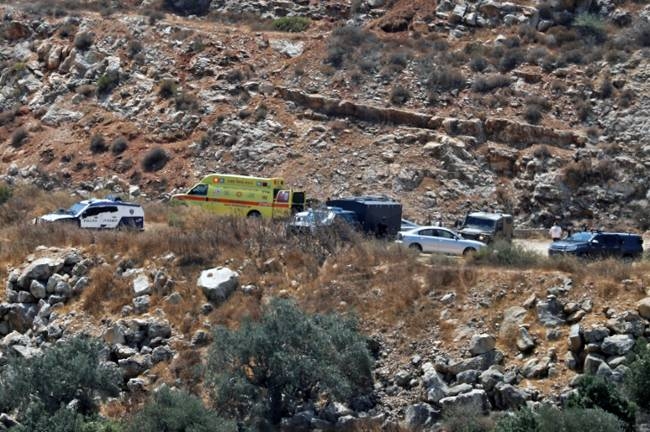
[188,184,208,196]
[83,207,102,217]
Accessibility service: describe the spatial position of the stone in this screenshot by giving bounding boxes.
[536,296,565,326]
[269,39,305,58]
[469,333,496,355]
[19,258,61,287]
[132,295,150,313]
[151,345,174,363]
[118,354,152,379]
[132,274,152,296]
[321,402,353,423]
[29,280,46,299]
[41,104,84,127]
[521,356,551,379]
[516,327,536,353]
[447,383,473,396]
[103,323,126,345]
[147,320,172,340]
[394,369,412,387]
[584,354,606,374]
[456,369,480,384]
[402,403,440,431]
[637,297,650,319]
[440,389,490,415]
[601,334,635,356]
[479,366,504,392]
[492,382,528,410]
[127,377,147,392]
[584,326,610,344]
[568,324,583,353]
[197,267,239,304]
[422,362,450,403]
[11,345,42,358]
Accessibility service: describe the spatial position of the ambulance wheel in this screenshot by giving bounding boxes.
[247,210,261,218]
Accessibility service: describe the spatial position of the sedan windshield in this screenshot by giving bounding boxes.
[463,216,495,230]
[67,202,87,216]
[566,232,593,242]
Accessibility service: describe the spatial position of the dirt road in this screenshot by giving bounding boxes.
[514,238,551,256]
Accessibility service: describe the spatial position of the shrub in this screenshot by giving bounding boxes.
[76,84,97,97]
[0,108,16,126]
[618,88,634,108]
[128,387,235,432]
[325,26,379,69]
[390,85,410,105]
[634,20,650,47]
[174,92,199,111]
[163,0,211,16]
[469,55,488,72]
[498,47,524,72]
[0,183,12,205]
[576,100,592,122]
[599,76,613,98]
[96,71,120,95]
[74,31,94,50]
[110,136,128,155]
[568,375,636,431]
[0,336,121,419]
[625,340,650,410]
[144,9,165,25]
[574,13,608,44]
[141,147,169,172]
[443,405,493,432]
[10,127,28,147]
[127,39,143,57]
[271,16,310,32]
[524,104,543,124]
[470,241,543,268]
[494,406,624,432]
[90,134,108,153]
[471,74,511,93]
[426,66,466,92]
[562,158,616,189]
[158,79,177,98]
[207,299,373,426]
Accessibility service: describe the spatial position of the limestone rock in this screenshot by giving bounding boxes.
[197,267,239,304]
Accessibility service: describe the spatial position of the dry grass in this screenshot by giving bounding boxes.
[81,264,132,316]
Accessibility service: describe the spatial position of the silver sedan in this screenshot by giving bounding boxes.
[396,226,487,256]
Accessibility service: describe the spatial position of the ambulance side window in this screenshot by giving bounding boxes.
[188,184,208,196]
[275,190,289,203]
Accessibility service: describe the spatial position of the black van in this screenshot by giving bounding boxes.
[548,231,644,259]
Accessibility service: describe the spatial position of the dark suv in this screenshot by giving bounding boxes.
[548,231,644,259]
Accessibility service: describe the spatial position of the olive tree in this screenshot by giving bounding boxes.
[207,299,374,426]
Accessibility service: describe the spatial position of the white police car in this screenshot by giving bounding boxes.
[37,196,144,230]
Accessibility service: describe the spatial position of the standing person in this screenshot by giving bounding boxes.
[549,221,563,242]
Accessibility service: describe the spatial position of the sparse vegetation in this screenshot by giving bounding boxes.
[110,136,128,155]
[141,147,169,172]
[127,39,143,58]
[471,74,511,93]
[494,406,625,432]
[425,66,466,93]
[568,375,636,431]
[470,241,544,268]
[90,133,108,153]
[96,71,120,95]
[562,158,616,190]
[174,92,199,111]
[390,84,411,105]
[158,79,177,98]
[10,127,28,147]
[271,16,310,33]
[74,31,94,50]
[574,13,608,44]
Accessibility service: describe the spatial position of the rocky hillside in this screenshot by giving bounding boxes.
[0,0,649,229]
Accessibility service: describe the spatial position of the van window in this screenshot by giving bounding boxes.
[188,184,208,196]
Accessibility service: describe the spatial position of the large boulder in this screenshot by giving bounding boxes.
[601,334,635,356]
[402,403,440,431]
[440,389,490,414]
[18,257,62,288]
[469,333,496,355]
[197,267,239,304]
[637,297,650,319]
[422,362,449,403]
[492,382,528,410]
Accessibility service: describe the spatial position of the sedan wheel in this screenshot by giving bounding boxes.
[462,247,477,257]
[409,243,423,252]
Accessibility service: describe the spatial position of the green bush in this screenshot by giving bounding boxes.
[390,85,410,106]
[625,340,650,410]
[158,79,177,98]
[12,404,123,432]
[141,147,169,172]
[568,375,636,431]
[272,16,310,33]
[443,405,493,432]
[470,241,543,268]
[0,183,12,205]
[207,298,373,427]
[0,336,121,420]
[574,13,608,44]
[111,136,128,155]
[494,406,625,432]
[96,71,120,95]
[128,387,235,432]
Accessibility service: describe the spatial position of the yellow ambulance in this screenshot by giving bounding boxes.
[171,174,306,218]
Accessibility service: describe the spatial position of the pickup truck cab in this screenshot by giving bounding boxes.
[548,231,643,259]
